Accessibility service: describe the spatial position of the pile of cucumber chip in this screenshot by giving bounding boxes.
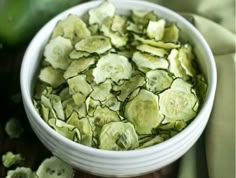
[33,1,208,151]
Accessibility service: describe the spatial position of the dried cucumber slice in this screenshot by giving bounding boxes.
[99,122,139,150]
[64,57,96,79]
[93,53,132,84]
[111,15,127,34]
[44,36,73,70]
[69,50,90,60]
[113,75,145,101]
[159,78,199,122]
[131,10,158,26]
[89,106,120,138]
[126,21,144,34]
[178,44,196,77]
[102,93,121,111]
[101,17,128,48]
[6,167,36,178]
[67,116,92,146]
[89,1,115,25]
[136,44,168,57]
[132,51,169,73]
[2,152,24,168]
[36,156,74,178]
[75,36,111,54]
[67,75,92,106]
[52,14,91,43]
[48,119,81,142]
[138,135,164,149]
[125,89,163,134]
[163,24,180,43]
[49,94,65,120]
[4,118,24,139]
[168,49,188,80]
[134,34,180,49]
[146,19,166,41]
[146,70,173,94]
[90,79,112,102]
[39,67,65,88]
[93,106,120,127]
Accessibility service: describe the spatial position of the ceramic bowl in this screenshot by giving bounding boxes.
[20,0,217,177]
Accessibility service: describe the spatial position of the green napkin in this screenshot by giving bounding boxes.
[146,0,235,178]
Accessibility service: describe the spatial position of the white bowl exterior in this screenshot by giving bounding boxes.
[20,0,217,177]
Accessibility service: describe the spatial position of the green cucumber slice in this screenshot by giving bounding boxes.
[132,51,169,73]
[146,70,173,94]
[67,117,93,146]
[39,67,65,88]
[36,156,74,178]
[6,167,36,178]
[99,122,139,150]
[64,57,96,79]
[124,89,163,134]
[44,36,73,70]
[93,53,132,84]
[146,19,166,41]
[52,14,91,44]
[101,17,128,48]
[90,80,112,102]
[75,36,112,54]
[2,152,24,168]
[48,119,81,142]
[67,75,92,106]
[163,24,180,43]
[89,1,115,25]
[134,34,180,49]
[113,75,145,101]
[168,49,188,80]
[136,44,168,57]
[159,78,199,122]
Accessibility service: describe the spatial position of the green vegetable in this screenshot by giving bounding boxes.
[99,122,139,150]
[2,152,24,168]
[5,118,24,139]
[36,156,74,178]
[33,1,208,150]
[6,167,36,178]
[0,0,82,47]
[125,89,163,134]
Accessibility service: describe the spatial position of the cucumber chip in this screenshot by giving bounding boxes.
[163,24,180,43]
[132,51,169,73]
[89,1,115,25]
[146,70,173,94]
[93,53,132,84]
[33,1,207,150]
[6,167,36,178]
[136,44,168,57]
[99,122,139,150]
[146,19,166,41]
[36,156,74,178]
[64,57,96,79]
[39,67,65,88]
[52,14,91,44]
[75,36,112,54]
[125,89,163,134]
[44,36,73,70]
[159,78,198,122]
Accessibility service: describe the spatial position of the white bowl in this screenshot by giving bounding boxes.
[20,0,217,177]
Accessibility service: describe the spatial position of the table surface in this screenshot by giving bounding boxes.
[0,46,179,178]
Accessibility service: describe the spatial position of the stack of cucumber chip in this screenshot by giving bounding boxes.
[33,1,207,151]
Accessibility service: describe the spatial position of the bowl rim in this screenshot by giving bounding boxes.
[20,0,217,158]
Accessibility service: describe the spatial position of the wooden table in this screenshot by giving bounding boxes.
[0,46,179,178]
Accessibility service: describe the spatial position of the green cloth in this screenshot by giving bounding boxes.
[146,0,235,178]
